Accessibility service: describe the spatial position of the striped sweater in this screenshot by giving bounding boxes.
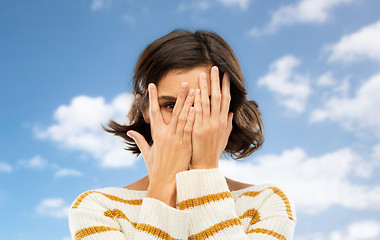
[68,168,296,240]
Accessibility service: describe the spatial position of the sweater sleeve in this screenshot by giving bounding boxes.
[175,168,296,239]
[68,190,190,240]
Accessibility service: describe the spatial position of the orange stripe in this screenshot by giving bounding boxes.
[247,228,286,240]
[135,223,181,240]
[239,208,260,225]
[188,218,242,240]
[178,191,232,210]
[104,209,137,228]
[74,226,120,240]
[268,187,294,221]
[72,190,142,208]
[104,209,180,240]
[239,187,294,222]
[240,190,265,198]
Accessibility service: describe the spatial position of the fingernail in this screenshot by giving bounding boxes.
[190,107,194,113]
[148,83,153,91]
[127,131,134,139]
[212,66,218,73]
[181,82,187,90]
[188,89,194,97]
[196,89,200,95]
[201,72,206,80]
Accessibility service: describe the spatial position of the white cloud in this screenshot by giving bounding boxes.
[18,155,47,170]
[316,72,351,98]
[55,168,82,178]
[257,55,311,112]
[216,0,250,10]
[121,14,136,25]
[310,73,380,137]
[249,0,352,36]
[317,71,337,87]
[372,143,380,160]
[220,147,380,214]
[91,0,104,11]
[0,162,12,173]
[90,0,113,11]
[326,20,380,63]
[297,220,380,240]
[35,93,139,168]
[36,198,70,218]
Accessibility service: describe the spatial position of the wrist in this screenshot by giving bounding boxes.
[190,163,218,170]
[146,181,177,208]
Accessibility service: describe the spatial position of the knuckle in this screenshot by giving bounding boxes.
[184,126,192,134]
[210,124,218,132]
[219,119,227,128]
[202,100,210,107]
[150,106,159,113]
[194,130,202,137]
[223,93,231,101]
[178,115,187,123]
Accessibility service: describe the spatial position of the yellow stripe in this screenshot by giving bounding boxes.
[239,187,294,222]
[240,190,264,198]
[104,209,179,240]
[104,209,138,228]
[239,208,260,225]
[74,226,120,240]
[268,187,294,221]
[135,223,181,240]
[247,228,286,240]
[178,191,232,210]
[188,218,242,240]
[72,190,142,208]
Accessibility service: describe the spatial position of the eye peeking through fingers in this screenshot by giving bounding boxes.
[162,103,175,110]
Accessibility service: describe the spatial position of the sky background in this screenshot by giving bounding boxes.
[1,0,380,239]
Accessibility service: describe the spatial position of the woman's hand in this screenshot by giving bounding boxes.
[190,66,234,170]
[127,82,195,207]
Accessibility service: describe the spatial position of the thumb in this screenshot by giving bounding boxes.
[127,130,150,156]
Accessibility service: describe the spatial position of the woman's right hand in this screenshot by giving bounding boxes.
[127,82,195,207]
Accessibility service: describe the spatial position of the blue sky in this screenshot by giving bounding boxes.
[1,0,380,239]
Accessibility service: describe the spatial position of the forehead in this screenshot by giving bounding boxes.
[156,66,212,98]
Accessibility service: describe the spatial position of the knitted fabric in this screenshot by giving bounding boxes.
[69,168,296,239]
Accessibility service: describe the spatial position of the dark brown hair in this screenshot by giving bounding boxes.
[102,29,264,160]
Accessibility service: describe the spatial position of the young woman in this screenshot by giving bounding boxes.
[68,29,296,240]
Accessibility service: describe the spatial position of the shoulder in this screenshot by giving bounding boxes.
[69,187,144,210]
[237,183,297,223]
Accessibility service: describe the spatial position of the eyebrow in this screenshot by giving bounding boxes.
[158,96,176,101]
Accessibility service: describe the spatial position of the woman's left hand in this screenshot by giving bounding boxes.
[190,66,234,170]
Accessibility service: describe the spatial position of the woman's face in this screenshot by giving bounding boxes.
[144,65,212,125]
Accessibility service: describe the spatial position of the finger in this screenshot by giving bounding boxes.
[183,106,195,145]
[169,82,188,133]
[220,72,231,119]
[176,89,195,135]
[127,130,151,159]
[210,66,221,120]
[226,112,234,135]
[199,72,210,123]
[194,88,202,128]
[148,83,164,131]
